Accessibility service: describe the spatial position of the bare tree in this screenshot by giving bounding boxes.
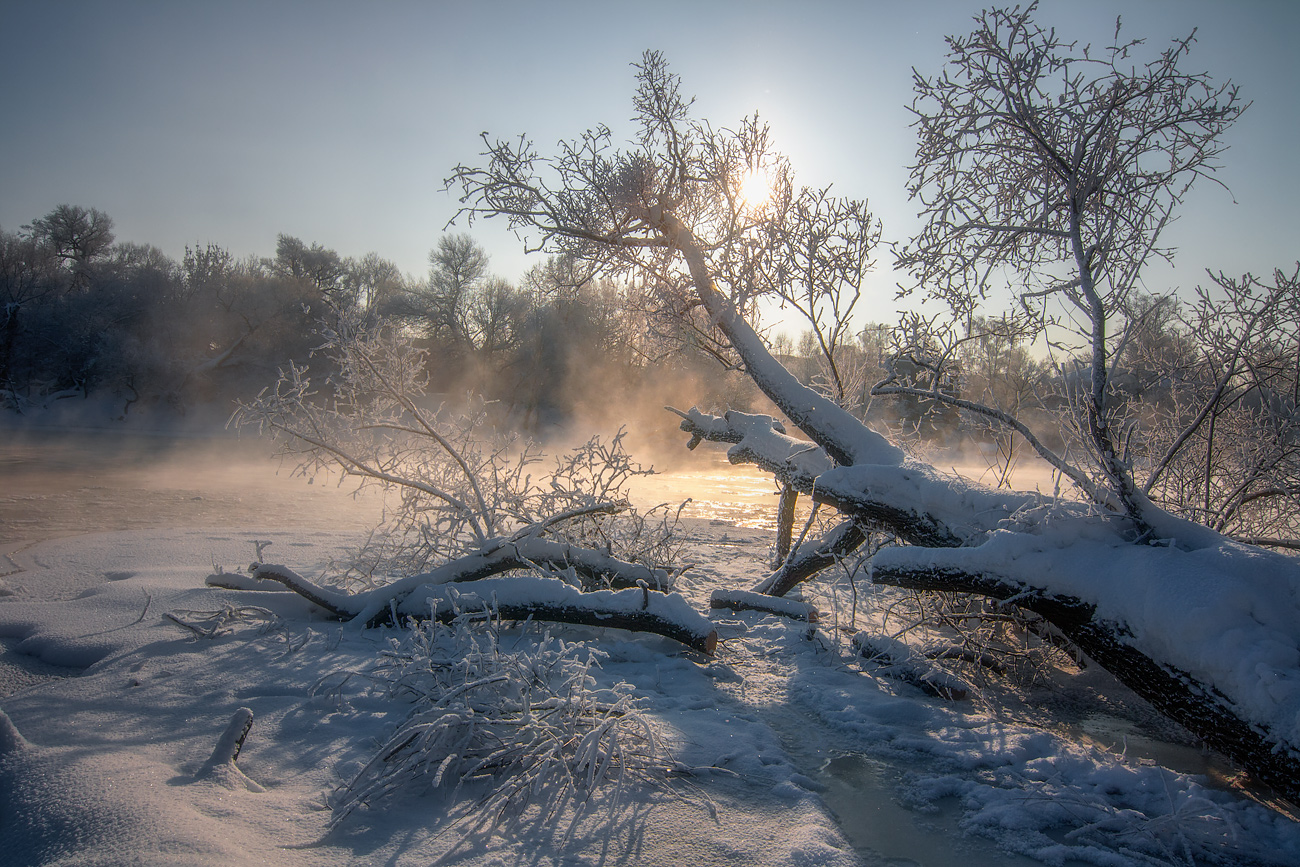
[448,47,1300,797]
[1140,266,1300,548]
[341,251,405,328]
[270,234,346,294]
[22,204,115,291]
[393,233,491,352]
[232,319,713,651]
[889,4,1245,536]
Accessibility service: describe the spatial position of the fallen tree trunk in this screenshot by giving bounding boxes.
[676,403,1300,801]
[245,535,672,618]
[243,556,717,655]
[410,575,718,655]
[871,560,1300,798]
[709,588,818,623]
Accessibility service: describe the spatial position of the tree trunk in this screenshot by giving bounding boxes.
[871,562,1300,800]
[242,559,717,655]
[771,485,799,568]
[657,217,1300,801]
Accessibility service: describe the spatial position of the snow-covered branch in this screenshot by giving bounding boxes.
[245,548,714,654]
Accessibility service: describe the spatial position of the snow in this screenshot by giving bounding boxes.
[681,406,1049,543]
[874,519,1300,754]
[693,281,904,467]
[818,459,1046,540]
[1,516,1299,864]
[402,572,711,627]
[711,588,819,622]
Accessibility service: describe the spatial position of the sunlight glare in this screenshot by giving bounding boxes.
[737,167,773,211]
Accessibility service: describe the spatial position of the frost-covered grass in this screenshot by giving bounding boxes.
[330,613,690,844]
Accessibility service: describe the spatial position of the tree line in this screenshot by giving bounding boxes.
[0,207,754,427]
[4,195,1296,550]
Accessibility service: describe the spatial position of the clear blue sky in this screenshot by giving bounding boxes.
[2,0,1296,322]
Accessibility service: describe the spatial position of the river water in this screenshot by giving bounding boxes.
[0,427,790,550]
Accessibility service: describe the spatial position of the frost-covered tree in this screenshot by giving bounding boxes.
[447,43,1300,798]
[23,204,115,291]
[232,318,716,653]
[1140,266,1300,548]
[888,4,1245,536]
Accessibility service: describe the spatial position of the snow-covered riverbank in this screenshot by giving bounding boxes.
[2,429,1298,865]
[1,520,1296,866]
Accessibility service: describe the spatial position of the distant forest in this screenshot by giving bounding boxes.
[0,204,768,431]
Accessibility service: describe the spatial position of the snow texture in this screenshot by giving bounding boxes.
[0,523,1297,866]
[875,519,1300,753]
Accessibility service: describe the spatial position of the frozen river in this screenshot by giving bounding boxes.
[0,424,1073,548]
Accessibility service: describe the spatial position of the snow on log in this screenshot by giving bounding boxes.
[871,532,1300,800]
[709,588,819,623]
[402,576,718,655]
[244,553,714,654]
[205,707,255,767]
[197,707,265,791]
[851,632,970,701]
[247,564,355,618]
[672,407,1041,549]
[248,538,672,622]
[205,571,294,592]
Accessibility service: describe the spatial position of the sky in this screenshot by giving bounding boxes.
[2,0,1297,331]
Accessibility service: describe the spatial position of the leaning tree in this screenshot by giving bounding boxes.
[445,16,1300,800]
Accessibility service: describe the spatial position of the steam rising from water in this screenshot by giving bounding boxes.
[0,422,1077,553]
[0,430,382,549]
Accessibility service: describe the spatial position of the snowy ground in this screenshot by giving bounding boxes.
[2,431,1299,865]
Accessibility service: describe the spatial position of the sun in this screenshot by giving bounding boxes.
[737,167,773,211]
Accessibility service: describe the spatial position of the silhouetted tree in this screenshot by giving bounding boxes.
[23,204,115,291]
[342,251,405,328]
[0,228,63,397]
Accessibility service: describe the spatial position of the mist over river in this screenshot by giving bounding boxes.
[0,426,797,551]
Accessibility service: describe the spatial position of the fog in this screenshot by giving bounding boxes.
[0,411,1076,555]
[0,429,382,551]
[0,425,790,556]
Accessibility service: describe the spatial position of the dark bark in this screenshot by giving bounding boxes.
[757,520,868,597]
[772,485,799,568]
[872,563,1300,801]
[425,596,717,655]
